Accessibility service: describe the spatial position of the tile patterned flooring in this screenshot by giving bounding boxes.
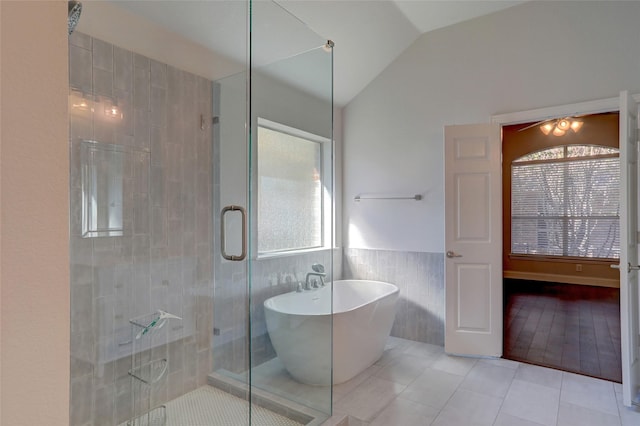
[119,386,303,426]
[322,336,640,426]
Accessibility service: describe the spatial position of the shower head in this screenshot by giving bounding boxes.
[68,1,82,35]
[312,263,325,274]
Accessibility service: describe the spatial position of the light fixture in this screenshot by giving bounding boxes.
[556,118,571,131]
[540,122,554,135]
[70,89,94,113]
[540,117,583,136]
[69,89,123,121]
[104,102,122,119]
[570,121,583,132]
[72,98,91,112]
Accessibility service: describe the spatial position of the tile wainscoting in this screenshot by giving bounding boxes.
[342,248,445,346]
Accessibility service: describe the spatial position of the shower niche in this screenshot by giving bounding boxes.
[79,140,150,239]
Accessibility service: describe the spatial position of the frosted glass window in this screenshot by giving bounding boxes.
[258,123,323,254]
[511,145,620,259]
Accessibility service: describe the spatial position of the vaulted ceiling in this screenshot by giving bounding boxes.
[92,1,526,106]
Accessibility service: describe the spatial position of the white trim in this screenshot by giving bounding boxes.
[257,117,330,145]
[492,94,640,126]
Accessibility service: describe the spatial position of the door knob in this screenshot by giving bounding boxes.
[446,250,462,258]
[610,263,640,272]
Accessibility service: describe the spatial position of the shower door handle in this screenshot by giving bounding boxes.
[221,205,247,261]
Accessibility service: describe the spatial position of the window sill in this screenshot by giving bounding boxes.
[508,253,618,265]
[256,246,335,260]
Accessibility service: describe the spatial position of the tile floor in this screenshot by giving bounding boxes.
[322,336,640,426]
[119,386,303,426]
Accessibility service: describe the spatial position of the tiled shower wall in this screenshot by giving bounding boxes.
[69,33,213,426]
[342,248,445,346]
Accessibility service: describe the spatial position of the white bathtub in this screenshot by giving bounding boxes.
[264,279,399,385]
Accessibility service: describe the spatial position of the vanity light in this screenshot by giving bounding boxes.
[72,99,92,112]
[70,90,123,121]
[104,103,123,119]
[70,89,94,113]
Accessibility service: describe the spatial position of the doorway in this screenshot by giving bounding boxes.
[500,112,622,382]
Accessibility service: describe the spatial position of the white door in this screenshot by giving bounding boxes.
[618,90,640,407]
[444,123,502,356]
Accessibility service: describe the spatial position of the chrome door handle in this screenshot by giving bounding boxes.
[221,205,247,261]
[610,263,640,272]
[446,250,462,258]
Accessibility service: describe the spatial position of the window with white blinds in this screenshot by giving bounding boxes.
[511,145,620,259]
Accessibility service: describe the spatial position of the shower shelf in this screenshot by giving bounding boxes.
[128,358,168,385]
[126,405,166,426]
[130,310,182,340]
[127,310,179,426]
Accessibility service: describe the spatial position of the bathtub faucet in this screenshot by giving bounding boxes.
[305,272,325,289]
[305,263,326,289]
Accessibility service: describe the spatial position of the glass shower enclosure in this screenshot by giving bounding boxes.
[212,0,335,421]
[68,1,334,425]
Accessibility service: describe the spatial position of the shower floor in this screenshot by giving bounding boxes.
[121,386,303,426]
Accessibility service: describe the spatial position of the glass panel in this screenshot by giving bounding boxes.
[211,68,251,387]
[70,1,249,425]
[250,0,334,422]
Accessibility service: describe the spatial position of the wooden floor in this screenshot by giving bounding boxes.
[503,279,622,383]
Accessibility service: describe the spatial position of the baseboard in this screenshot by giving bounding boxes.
[504,270,619,288]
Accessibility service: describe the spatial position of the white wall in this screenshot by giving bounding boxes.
[343,0,640,253]
[0,1,70,424]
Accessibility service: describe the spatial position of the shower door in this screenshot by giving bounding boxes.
[69,0,332,424]
[212,0,335,424]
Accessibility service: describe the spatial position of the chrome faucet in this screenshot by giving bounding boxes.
[305,263,326,289]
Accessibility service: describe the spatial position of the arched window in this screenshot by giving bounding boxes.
[511,145,620,259]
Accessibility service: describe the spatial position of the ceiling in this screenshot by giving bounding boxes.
[102,1,526,106]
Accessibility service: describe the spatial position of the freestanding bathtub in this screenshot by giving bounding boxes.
[264,279,399,385]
